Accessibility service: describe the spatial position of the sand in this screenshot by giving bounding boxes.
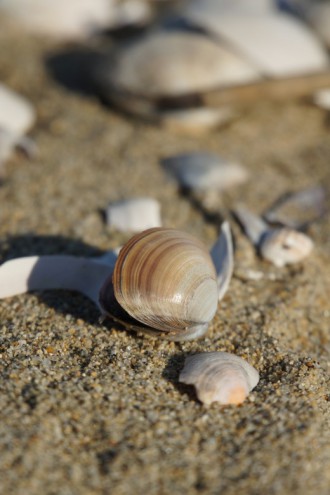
[0,22,329,495]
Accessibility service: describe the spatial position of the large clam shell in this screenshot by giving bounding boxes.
[95,30,260,101]
[179,351,259,405]
[107,227,219,334]
[182,0,329,77]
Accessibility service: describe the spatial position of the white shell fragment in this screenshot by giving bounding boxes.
[0,253,116,308]
[0,0,152,39]
[106,197,162,232]
[179,352,259,405]
[313,88,330,110]
[182,0,329,77]
[161,152,248,191]
[0,83,35,135]
[0,83,36,169]
[211,222,234,301]
[234,204,314,267]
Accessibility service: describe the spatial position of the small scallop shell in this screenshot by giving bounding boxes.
[161,152,248,191]
[179,352,259,405]
[106,197,162,232]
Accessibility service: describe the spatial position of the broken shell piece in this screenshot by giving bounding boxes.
[161,152,248,191]
[0,0,152,40]
[313,88,330,110]
[234,204,314,267]
[0,254,116,308]
[182,0,329,77]
[0,83,36,171]
[263,185,327,228]
[0,83,35,135]
[106,197,162,232]
[179,351,259,405]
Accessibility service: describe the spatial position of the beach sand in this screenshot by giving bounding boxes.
[0,23,329,495]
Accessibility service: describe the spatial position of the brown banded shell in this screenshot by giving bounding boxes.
[100,228,219,336]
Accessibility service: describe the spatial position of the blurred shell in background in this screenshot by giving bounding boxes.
[180,0,329,77]
[277,0,330,48]
[161,152,248,191]
[0,83,36,171]
[106,197,162,232]
[96,30,260,99]
[0,0,152,39]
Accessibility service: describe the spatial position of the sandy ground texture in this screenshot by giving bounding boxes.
[0,21,330,495]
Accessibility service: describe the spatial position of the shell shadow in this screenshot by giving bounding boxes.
[0,234,115,326]
[179,186,225,225]
[44,47,105,97]
[162,352,198,402]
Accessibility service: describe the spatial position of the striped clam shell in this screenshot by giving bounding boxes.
[100,228,219,337]
[179,352,259,405]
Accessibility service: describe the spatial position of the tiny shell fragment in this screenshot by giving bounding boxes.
[106,197,162,232]
[179,351,259,405]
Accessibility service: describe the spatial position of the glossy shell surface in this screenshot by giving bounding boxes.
[111,228,218,333]
[179,351,259,405]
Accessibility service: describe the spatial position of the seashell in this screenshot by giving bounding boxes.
[0,83,36,172]
[263,185,327,229]
[277,0,330,48]
[106,197,162,232]
[234,204,314,267]
[313,88,330,110]
[181,0,329,77]
[0,0,152,40]
[100,223,233,340]
[94,29,260,132]
[179,351,259,405]
[160,106,238,135]
[0,223,234,341]
[161,152,248,192]
[96,31,260,100]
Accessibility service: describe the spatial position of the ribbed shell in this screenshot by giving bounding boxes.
[179,352,259,405]
[112,228,218,333]
[260,228,314,267]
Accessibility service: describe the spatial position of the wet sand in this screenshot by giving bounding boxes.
[0,24,329,495]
